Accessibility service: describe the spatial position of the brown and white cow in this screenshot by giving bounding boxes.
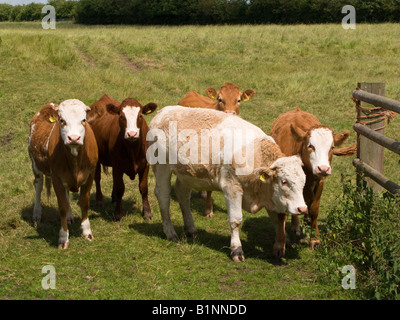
[270,108,353,248]
[28,99,98,249]
[148,106,307,260]
[178,83,255,218]
[88,94,157,221]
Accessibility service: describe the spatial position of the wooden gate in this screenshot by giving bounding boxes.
[352,82,400,194]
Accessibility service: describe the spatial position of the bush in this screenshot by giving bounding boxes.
[318,175,400,300]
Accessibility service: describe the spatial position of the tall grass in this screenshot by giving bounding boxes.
[0,22,400,299]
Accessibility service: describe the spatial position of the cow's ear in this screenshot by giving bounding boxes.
[205,88,218,100]
[106,103,120,115]
[333,130,350,147]
[50,103,58,111]
[255,167,276,183]
[290,124,307,141]
[241,89,255,102]
[142,103,158,115]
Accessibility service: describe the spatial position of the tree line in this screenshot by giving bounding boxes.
[0,0,78,22]
[1,0,400,24]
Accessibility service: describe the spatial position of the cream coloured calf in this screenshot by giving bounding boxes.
[148,106,307,260]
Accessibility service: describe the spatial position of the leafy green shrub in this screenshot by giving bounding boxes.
[318,175,400,300]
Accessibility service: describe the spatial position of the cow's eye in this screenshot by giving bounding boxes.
[308,144,315,151]
[218,97,223,103]
[82,119,87,124]
[237,99,241,103]
[281,179,289,187]
[60,119,66,126]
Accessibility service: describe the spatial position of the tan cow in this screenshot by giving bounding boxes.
[178,83,255,115]
[28,100,98,249]
[148,106,307,259]
[178,83,255,218]
[270,108,354,248]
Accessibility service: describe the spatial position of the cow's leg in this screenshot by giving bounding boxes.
[79,175,94,241]
[112,168,125,221]
[138,163,153,221]
[153,164,177,241]
[309,180,324,249]
[290,215,301,239]
[94,161,104,206]
[268,211,288,258]
[174,177,197,237]
[224,191,245,262]
[52,178,70,249]
[204,191,214,218]
[65,190,74,224]
[32,166,43,222]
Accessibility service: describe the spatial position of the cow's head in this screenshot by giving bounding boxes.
[52,99,91,156]
[257,155,307,215]
[107,98,157,141]
[205,83,255,115]
[291,125,350,177]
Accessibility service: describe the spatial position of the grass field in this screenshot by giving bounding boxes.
[1,21,400,300]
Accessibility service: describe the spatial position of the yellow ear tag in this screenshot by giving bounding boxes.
[49,116,56,123]
[243,95,250,102]
[145,110,152,114]
[260,173,266,182]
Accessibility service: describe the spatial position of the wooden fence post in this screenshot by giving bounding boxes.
[356,82,385,192]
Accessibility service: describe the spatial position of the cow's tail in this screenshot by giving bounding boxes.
[333,143,357,156]
[45,176,52,200]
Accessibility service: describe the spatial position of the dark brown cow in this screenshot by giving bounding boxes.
[88,94,157,221]
[270,108,355,248]
[178,83,255,218]
[28,99,98,249]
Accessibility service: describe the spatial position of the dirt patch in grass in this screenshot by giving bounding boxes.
[0,131,14,151]
[120,53,142,72]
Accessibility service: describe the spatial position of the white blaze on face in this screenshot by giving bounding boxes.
[308,128,333,176]
[58,99,88,154]
[123,106,141,140]
[271,156,307,215]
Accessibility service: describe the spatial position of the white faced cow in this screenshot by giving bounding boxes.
[28,99,98,249]
[148,106,307,260]
[270,108,353,248]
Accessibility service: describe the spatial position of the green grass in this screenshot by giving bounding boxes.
[1,21,400,300]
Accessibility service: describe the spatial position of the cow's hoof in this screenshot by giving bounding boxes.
[142,211,153,222]
[310,239,321,250]
[168,235,179,242]
[205,210,214,218]
[113,214,123,222]
[231,247,245,262]
[58,242,69,249]
[186,227,198,238]
[273,243,286,258]
[84,234,94,241]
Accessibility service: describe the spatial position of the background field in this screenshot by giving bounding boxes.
[1,22,400,300]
